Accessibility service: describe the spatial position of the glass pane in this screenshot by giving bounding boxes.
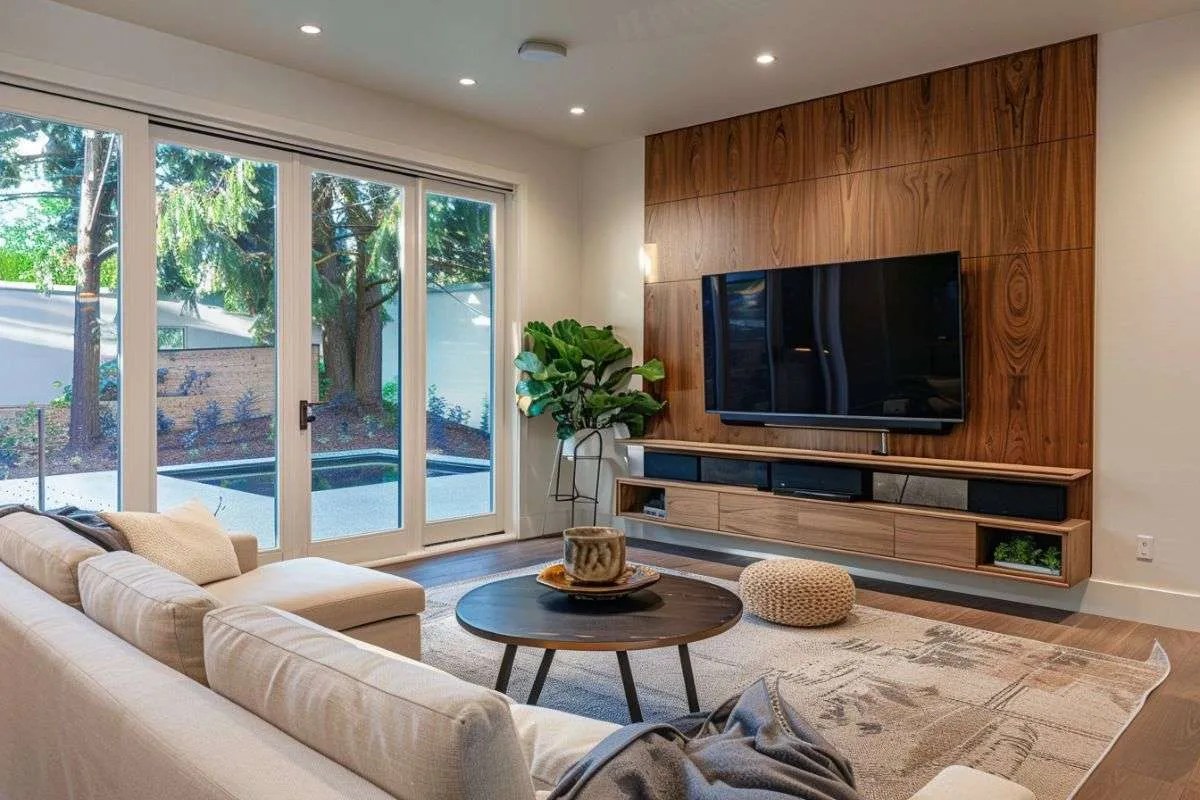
[425,193,494,522]
[310,172,403,540]
[0,112,121,511]
[153,143,279,549]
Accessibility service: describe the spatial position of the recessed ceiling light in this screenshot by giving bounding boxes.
[569,106,586,116]
[299,24,322,35]
[459,77,477,86]
[756,52,776,65]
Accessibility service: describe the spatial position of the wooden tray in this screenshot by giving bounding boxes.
[536,563,661,599]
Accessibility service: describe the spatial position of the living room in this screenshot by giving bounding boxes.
[1,1,1198,798]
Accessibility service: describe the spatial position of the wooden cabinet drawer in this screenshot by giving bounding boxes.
[665,486,719,529]
[719,494,894,556]
[894,516,977,568]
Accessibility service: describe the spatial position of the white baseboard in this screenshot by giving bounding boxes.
[626,521,1200,633]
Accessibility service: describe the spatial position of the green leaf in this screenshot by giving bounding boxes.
[527,397,557,416]
[515,378,551,398]
[513,351,543,374]
[631,358,666,383]
[550,319,584,344]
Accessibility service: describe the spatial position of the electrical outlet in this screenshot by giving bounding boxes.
[1136,535,1154,561]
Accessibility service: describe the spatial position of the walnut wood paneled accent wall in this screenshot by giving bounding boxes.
[642,38,1096,484]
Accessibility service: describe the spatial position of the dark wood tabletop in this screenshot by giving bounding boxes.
[455,572,743,652]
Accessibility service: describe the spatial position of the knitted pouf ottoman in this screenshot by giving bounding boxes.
[739,558,855,627]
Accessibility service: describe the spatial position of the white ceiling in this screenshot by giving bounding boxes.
[53,0,1200,148]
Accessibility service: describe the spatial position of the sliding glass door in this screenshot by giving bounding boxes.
[151,135,281,549]
[307,166,410,545]
[0,85,508,560]
[0,86,152,513]
[421,184,504,545]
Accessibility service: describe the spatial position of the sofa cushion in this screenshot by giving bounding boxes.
[204,605,535,800]
[204,557,424,629]
[101,499,240,585]
[79,551,218,684]
[0,511,104,608]
[509,704,621,791]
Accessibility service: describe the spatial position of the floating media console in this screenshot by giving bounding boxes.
[615,440,1092,588]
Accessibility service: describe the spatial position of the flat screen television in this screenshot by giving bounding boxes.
[702,252,964,432]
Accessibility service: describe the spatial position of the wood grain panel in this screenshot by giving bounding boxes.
[751,104,808,187]
[731,184,805,268]
[968,36,1096,151]
[897,250,1094,466]
[644,194,735,281]
[976,136,1095,256]
[644,126,716,204]
[719,493,895,556]
[873,155,978,258]
[713,115,756,194]
[894,516,978,568]
[871,67,972,169]
[645,37,1094,205]
[665,486,719,530]
[809,88,876,176]
[647,136,1094,283]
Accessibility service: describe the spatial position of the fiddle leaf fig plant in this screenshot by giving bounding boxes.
[514,319,666,440]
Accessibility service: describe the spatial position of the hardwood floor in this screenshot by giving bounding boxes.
[381,536,1200,799]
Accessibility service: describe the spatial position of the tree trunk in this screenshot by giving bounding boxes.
[68,131,106,449]
[353,237,383,410]
[321,307,356,405]
[354,305,383,410]
[312,180,357,405]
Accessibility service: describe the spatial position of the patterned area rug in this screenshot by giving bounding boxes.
[421,565,1170,800]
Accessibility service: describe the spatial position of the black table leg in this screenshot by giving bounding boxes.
[616,650,642,723]
[679,644,700,713]
[495,644,517,694]
[527,649,556,705]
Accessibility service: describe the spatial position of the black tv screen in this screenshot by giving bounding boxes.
[702,253,964,432]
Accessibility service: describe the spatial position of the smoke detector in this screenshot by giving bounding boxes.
[518,40,568,62]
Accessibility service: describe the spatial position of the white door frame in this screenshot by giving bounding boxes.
[0,85,155,512]
[294,158,420,564]
[419,180,510,546]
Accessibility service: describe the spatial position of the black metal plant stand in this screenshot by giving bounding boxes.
[543,428,604,532]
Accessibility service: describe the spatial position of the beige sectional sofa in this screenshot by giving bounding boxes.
[0,511,1034,800]
[0,510,424,658]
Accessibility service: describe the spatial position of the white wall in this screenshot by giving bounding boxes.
[576,15,1200,631]
[579,138,646,357]
[1093,11,1200,616]
[0,0,582,538]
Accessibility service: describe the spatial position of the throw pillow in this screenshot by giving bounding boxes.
[101,499,240,585]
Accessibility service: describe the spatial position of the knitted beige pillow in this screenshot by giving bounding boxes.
[101,499,240,585]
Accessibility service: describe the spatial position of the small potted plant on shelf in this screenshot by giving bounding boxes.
[992,534,1063,577]
[513,319,666,459]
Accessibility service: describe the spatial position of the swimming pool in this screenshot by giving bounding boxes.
[162,453,488,498]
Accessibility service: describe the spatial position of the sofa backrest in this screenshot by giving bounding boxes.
[205,605,537,800]
[0,510,104,607]
[0,562,394,800]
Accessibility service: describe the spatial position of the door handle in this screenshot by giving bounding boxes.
[299,400,320,431]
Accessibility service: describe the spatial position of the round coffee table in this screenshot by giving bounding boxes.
[455,573,742,722]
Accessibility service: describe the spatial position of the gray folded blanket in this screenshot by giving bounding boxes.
[0,504,129,552]
[549,677,862,800]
